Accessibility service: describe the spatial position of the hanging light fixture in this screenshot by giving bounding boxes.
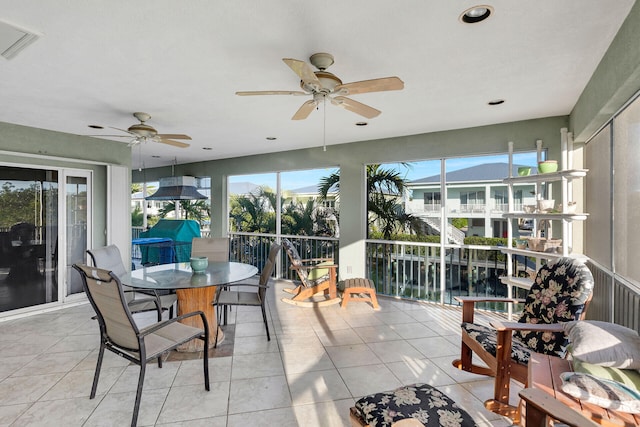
[145,161,206,201]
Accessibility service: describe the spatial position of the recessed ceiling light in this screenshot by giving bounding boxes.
[88,125,104,129]
[460,5,493,23]
[266,136,277,140]
[355,122,368,126]
[202,147,213,150]
[488,99,505,105]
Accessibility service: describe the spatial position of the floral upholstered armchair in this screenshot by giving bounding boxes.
[452,257,594,418]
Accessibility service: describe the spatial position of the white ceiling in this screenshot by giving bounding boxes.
[0,1,634,169]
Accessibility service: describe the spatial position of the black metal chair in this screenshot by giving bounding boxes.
[88,245,177,318]
[73,263,210,427]
[212,243,281,347]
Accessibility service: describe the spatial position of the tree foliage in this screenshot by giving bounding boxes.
[319,164,424,240]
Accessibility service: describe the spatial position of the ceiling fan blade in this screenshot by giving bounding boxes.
[283,58,321,91]
[236,90,307,96]
[331,96,381,119]
[107,126,137,135]
[158,138,190,148]
[334,76,404,96]
[87,134,131,138]
[292,100,318,120]
[156,134,192,140]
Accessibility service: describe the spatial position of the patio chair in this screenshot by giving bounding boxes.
[72,264,209,427]
[281,238,341,307]
[451,257,594,419]
[191,237,230,262]
[212,243,280,347]
[88,245,177,319]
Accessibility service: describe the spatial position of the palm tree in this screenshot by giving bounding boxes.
[319,164,423,239]
[228,187,276,233]
[159,200,210,225]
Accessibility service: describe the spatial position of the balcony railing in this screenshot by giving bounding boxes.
[129,228,640,325]
[365,239,531,313]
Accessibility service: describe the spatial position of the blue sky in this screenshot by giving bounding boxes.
[228,151,540,190]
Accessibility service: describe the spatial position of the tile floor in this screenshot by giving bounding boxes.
[0,278,521,426]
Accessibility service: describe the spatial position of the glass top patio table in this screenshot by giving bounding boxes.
[123,261,258,290]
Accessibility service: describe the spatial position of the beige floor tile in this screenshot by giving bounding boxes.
[281,350,335,375]
[385,357,457,387]
[292,398,355,427]
[0,372,65,405]
[156,416,227,426]
[233,335,279,355]
[287,369,351,405]
[314,328,364,347]
[40,366,126,400]
[227,407,298,427]
[338,364,402,398]
[228,375,291,414]
[84,387,169,427]
[0,403,30,426]
[353,325,403,343]
[408,335,460,358]
[12,350,91,377]
[156,382,230,424]
[110,363,180,393]
[0,355,36,380]
[366,340,425,364]
[11,396,101,427]
[173,357,229,387]
[231,352,285,380]
[325,343,382,368]
[389,322,440,339]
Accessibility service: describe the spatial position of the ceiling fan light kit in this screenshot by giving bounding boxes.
[236,52,404,121]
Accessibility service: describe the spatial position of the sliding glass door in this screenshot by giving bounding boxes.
[0,165,92,312]
[0,166,59,311]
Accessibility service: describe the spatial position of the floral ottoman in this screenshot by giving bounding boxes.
[350,383,478,427]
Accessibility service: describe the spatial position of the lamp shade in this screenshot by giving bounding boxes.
[145,176,206,200]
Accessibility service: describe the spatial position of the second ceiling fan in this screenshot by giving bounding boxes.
[236,53,404,120]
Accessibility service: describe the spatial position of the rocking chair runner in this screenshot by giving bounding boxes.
[451,257,594,419]
[281,238,341,307]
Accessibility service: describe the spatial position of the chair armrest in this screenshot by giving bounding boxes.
[518,388,600,427]
[491,321,566,333]
[140,310,209,337]
[456,296,525,323]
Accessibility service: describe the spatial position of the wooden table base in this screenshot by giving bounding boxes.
[175,286,221,352]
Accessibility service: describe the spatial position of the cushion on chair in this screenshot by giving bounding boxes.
[461,322,531,365]
[354,383,477,427]
[515,257,594,358]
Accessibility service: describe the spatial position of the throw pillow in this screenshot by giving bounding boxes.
[573,359,640,391]
[564,321,640,369]
[560,372,640,413]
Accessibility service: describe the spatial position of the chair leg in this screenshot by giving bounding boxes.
[261,303,270,341]
[131,362,146,427]
[203,332,210,391]
[214,304,222,348]
[368,289,380,309]
[90,344,106,399]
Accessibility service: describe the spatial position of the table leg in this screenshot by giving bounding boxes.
[175,286,222,352]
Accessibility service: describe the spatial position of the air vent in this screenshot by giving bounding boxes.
[0,20,40,60]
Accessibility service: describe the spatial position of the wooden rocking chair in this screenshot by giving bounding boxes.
[281,238,341,307]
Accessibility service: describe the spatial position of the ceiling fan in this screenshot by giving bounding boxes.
[88,112,191,148]
[236,53,404,120]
